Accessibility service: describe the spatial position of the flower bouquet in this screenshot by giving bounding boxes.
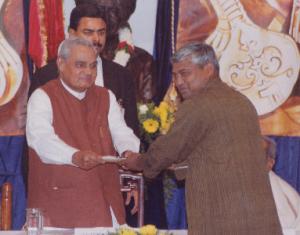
[109,224,172,235]
[137,101,175,152]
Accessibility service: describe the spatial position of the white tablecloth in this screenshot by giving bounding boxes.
[0,228,298,235]
[0,228,187,235]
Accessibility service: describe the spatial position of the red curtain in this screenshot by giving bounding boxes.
[28,0,65,68]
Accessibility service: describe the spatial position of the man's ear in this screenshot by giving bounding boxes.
[204,63,214,78]
[68,28,76,37]
[57,57,64,71]
[267,158,275,171]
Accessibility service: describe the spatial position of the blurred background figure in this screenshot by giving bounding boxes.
[263,136,300,230]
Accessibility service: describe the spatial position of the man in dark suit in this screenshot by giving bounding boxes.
[75,0,157,103]
[30,4,139,136]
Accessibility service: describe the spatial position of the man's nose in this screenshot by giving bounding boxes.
[84,66,94,76]
[92,32,100,43]
[174,75,183,86]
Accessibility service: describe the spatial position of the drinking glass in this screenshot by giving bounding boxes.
[25,208,43,235]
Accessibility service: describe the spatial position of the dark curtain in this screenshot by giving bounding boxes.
[23,0,34,80]
[153,0,179,104]
[0,136,26,229]
[149,0,180,229]
[143,175,167,229]
[271,136,300,192]
[164,177,187,229]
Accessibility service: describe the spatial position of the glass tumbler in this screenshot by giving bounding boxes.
[25,208,43,235]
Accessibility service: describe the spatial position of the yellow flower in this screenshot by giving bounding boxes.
[139,224,158,235]
[159,109,168,125]
[154,102,169,116]
[154,103,168,124]
[153,106,161,117]
[159,101,169,110]
[118,228,137,235]
[160,120,171,135]
[143,119,159,133]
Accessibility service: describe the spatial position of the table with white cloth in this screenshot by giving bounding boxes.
[0,228,299,235]
[0,228,187,235]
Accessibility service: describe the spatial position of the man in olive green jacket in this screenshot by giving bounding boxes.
[121,43,282,234]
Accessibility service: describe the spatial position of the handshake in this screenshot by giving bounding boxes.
[72,150,141,171]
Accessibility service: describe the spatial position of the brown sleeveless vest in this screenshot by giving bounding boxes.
[28,80,125,228]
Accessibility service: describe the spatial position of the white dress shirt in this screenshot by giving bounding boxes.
[95,56,104,87]
[26,77,140,165]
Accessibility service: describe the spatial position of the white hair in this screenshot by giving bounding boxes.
[58,37,96,60]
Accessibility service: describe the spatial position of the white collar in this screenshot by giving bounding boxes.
[60,79,86,100]
[95,56,103,86]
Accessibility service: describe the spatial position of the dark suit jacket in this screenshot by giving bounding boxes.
[30,58,140,136]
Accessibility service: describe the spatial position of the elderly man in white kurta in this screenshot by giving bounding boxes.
[263,136,300,230]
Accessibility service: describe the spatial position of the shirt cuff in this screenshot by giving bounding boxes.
[63,147,78,166]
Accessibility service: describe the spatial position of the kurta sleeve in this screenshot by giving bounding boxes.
[107,90,140,154]
[26,89,78,165]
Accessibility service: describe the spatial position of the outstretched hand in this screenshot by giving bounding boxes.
[72,150,105,170]
[119,151,142,171]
